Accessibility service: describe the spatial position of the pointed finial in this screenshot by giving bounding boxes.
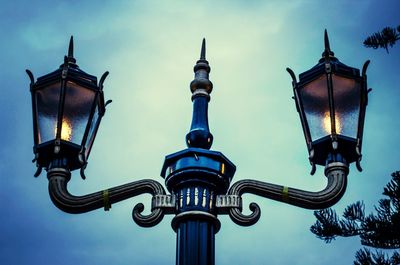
[190,38,212,94]
[321,29,335,60]
[186,38,213,149]
[68,36,74,58]
[200,38,206,60]
[65,35,76,65]
[324,29,330,52]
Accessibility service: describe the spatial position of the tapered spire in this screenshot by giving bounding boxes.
[68,36,74,58]
[190,38,212,94]
[324,29,330,53]
[186,38,214,149]
[200,38,206,60]
[322,29,335,59]
[65,35,76,64]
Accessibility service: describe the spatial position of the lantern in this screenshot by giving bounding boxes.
[287,30,370,173]
[27,36,110,176]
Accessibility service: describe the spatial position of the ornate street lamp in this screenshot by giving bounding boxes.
[27,32,370,265]
[287,30,370,174]
[27,37,111,178]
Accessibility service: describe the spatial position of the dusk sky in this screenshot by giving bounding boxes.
[1,1,399,264]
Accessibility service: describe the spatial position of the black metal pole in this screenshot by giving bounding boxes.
[162,39,235,265]
[176,220,215,265]
[173,185,218,265]
[162,145,235,265]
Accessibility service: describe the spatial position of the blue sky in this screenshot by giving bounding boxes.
[1,1,399,264]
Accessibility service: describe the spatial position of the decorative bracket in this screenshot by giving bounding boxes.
[216,161,349,226]
[47,167,177,227]
[215,194,242,214]
[152,194,176,214]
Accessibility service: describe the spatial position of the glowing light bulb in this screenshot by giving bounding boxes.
[55,119,72,141]
[322,112,341,134]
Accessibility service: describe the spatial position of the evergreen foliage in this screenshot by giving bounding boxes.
[311,171,400,264]
[364,26,400,53]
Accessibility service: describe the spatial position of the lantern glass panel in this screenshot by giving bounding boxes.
[300,75,330,141]
[332,74,361,138]
[36,82,61,144]
[85,103,100,158]
[62,81,95,145]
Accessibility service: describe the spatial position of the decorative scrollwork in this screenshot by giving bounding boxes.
[132,203,165,227]
[225,162,349,226]
[229,202,261,226]
[47,168,176,227]
[133,194,176,227]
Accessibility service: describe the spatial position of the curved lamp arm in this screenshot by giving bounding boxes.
[47,168,175,227]
[217,162,348,226]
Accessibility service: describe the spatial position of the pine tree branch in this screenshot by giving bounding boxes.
[311,203,365,242]
[391,252,400,265]
[310,208,342,242]
[354,248,400,265]
[311,170,400,251]
[364,26,400,53]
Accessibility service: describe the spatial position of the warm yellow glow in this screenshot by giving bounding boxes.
[55,119,72,141]
[323,112,342,134]
[322,112,331,133]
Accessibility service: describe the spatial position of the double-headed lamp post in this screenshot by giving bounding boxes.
[27,30,370,265]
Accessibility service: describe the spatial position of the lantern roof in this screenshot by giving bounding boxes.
[297,30,361,87]
[33,36,98,90]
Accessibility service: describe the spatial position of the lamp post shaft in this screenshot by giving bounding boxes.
[173,185,218,265]
[168,39,226,264]
[176,219,216,265]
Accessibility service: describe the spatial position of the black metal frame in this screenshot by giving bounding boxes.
[27,37,110,178]
[287,30,370,174]
[28,33,370,265]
